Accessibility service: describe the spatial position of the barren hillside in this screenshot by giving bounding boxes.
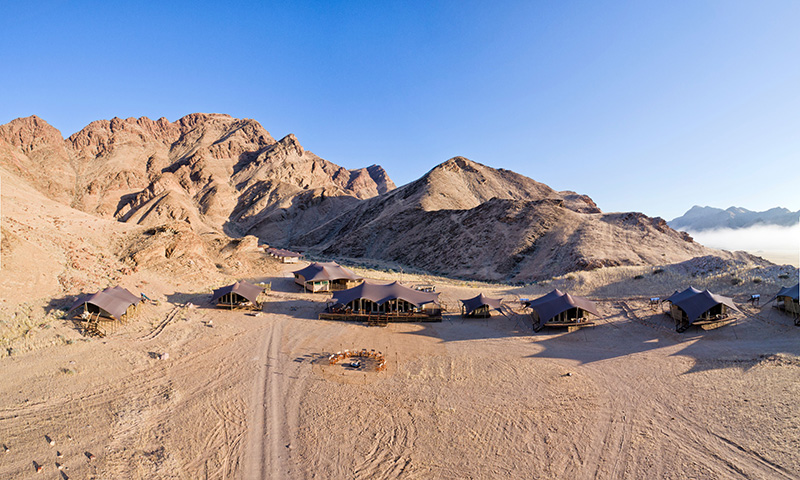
[0,114,395,238]
[296,158,764,281]
[0,115,776,285]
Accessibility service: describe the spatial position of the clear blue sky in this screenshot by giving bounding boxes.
[2,0,798,220]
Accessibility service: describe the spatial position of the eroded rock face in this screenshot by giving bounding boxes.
[1,114,395,236]
[0,115,764,283]
[292,158,750,282]
[0,116,76,203]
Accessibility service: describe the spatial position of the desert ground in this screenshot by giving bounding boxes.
[1,259,799,480]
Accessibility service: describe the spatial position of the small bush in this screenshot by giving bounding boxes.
[731,277,743,285]
[752,277,762,284]
[778,273,790,279]
[633,274,644,280]
[652,268,664,275]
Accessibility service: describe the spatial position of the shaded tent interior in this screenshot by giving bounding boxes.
[321,281,442,324]
[665,286,738,333]
[460,293,503,318]
[67,286,142,336]
[293,262,363,292]
[211,281,264,310]
[527,289,600,331]
[771,283,799,323]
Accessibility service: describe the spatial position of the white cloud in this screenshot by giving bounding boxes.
[687,223,800,266]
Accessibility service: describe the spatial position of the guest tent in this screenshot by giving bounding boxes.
[329,281,440,315]
[665,286,738,332]
[527,289,600,331]
[293,262,363,292]
[67,286,142,336]
[771,283,799,321]
[460,294,503,317]
[67,286,141,322]
[211,281,264,310]
[266,247,302,263]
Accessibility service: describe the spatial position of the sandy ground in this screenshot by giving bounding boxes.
[1,262,799,480]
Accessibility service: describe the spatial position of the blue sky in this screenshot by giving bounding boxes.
[2,1,798,220]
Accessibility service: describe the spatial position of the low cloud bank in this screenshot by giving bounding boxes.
[686,223,800,266]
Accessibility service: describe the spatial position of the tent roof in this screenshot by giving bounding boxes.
[526,288,566,308]
[211,281,263,305]
[528,289,600,322]
[460,294,503,315]
[664,286,704,305]
[331,281,440,307]
[293,262,362,282]
[67,286,141,321]
[666,287,739,324]
[267,247,302,258]
[776,283,799,301]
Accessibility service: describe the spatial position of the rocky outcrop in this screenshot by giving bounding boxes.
[0,116,76,203]
[0,114,394,236]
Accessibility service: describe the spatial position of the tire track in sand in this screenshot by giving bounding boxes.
[243,318,287,479]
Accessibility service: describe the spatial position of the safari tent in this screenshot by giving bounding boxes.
[665,286,738,332]
[266,247,302,263]
[67,286,141,336]
[772,283,799,323]
[527,289,600,331]
[211,281,264,310]
[322,281,441,324]
[460,293,503,318]
[293,262,363,292]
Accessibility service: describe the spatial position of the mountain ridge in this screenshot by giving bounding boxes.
[0,114,773,284]
[670,205,800,231]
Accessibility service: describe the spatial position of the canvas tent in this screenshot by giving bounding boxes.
[68,286,141,322]
[293,262,363,292]
[665,286,738,332]
[771,283,799,321]
[266,247,302,263]
[67,286,141,336]
[330,281,440,315]
[460,294,503,317]
[527,289,600,331]
[211,281,264,310]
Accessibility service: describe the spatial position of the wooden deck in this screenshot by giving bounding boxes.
[215,302,261,311]
[676,314,732,333]
[535,319,595,332]
[318,312,442,324]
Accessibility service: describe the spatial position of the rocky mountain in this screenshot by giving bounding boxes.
[294,157,736,281]
[0,116,76,204]
[670,206,800,231]
[0,114,395,239]
[0,114,766,283]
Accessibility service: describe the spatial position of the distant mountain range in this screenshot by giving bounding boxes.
[670,206,800,231]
